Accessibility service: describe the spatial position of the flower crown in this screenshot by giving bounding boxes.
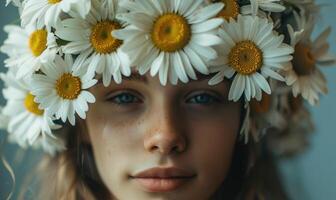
[0,0,335,156]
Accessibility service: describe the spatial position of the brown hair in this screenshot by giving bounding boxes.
[33,122,111,200]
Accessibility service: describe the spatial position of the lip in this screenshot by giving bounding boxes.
[130,167,195,192]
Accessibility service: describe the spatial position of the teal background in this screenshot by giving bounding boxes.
[0,1,335,199]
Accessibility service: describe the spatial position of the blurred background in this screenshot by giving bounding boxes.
[0,0,335,199]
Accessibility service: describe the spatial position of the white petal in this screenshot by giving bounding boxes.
[150,52,165,76]
[191,18,224,33]
[188,3,224,24]
[172,52,188,83]
[81,91,96,103]
[252,73,271,94]
[184,46,209,74]
[192,34,223,46]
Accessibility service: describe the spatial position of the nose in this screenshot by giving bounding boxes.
[143,106,187,155]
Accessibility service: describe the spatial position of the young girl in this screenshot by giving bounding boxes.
[34,72,288,200]
[0,0,334,199]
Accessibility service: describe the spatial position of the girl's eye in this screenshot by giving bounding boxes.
[186,92,221,105]
[107,92,142,105]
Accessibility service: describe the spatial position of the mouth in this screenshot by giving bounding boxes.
[131,177,195,192]
[130,166,196,192]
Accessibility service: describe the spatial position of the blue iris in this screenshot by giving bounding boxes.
[113,93,138,104]
[187,93,219,105]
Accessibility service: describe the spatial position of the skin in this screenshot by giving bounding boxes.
[84,73,242,200]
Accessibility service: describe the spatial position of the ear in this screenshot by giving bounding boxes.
[77,118,91,144]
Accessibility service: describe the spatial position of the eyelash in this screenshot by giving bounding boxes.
[186,92,222,105]
[107,91,222,105]
[107,91,142,105]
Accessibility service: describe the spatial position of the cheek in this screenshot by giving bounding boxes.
[85,108,141,191]
[191,123,237,177]
[186,107,240,190]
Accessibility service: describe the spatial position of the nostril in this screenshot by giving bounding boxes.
[143,126,187,155]
[171,145,181,153]
[150,145,159,152]
[149,143,184,155]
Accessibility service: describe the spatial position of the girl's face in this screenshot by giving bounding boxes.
[85,73,241,200]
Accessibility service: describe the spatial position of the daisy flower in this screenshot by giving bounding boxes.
[0,107,9,129]
[284,0,319,14]
[205,0,241,21]
[242,81,287,143]
[208,0,267,21]
[6,0,21,7]
[0,24,59,79]
[0,71,61,147]
[21,0,91,27]
[32,134,66,156]
[31,55,97,125]
[56,0,131,86]
[209,15,293,101]
[285,11,336,105]
[249,0,285,15]
[113,0,224,85]
[249,92,287,141]
[267,99,314,157]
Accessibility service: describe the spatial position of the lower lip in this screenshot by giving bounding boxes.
[133,177,193,192]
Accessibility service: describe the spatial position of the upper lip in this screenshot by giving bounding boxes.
[131,167,195,179]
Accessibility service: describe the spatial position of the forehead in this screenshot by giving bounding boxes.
[94,71,223,86]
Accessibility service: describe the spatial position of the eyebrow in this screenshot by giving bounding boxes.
[192,73,215,82]
[124,72,148,83]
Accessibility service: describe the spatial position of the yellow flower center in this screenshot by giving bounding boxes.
[292,43,316,76]
[29,29,48,57]
[214,0,239,20]
[48,0,62,4]
[151,13,191,52]
[24,93,44,116]
[90,20,123,54]
[55,73,82,100]
[250,93,271,114]
[229,40,263,75]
